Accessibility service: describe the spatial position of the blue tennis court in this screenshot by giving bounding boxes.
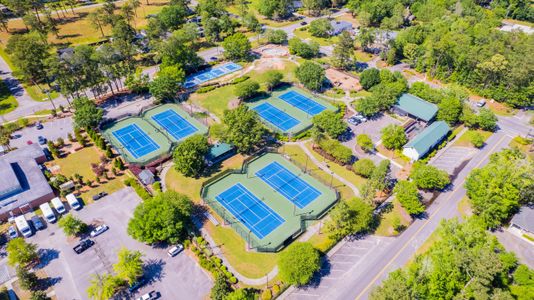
[184,62,242,88]
[151,109,197,141]
[253,103,300,132]
[215,183,285,239]
[256,162,322,208]
[112,124,160,159]
[279,90,326,115]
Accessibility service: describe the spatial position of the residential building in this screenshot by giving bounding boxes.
[510,206,534,238]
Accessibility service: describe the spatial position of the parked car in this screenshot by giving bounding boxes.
[476,99,486,107]
[300,21,307,25]
[354,114,368,122]
[136,291,160,300]
[73,239,94,254]
[128,276,148,293]
[35,122,43,130]
[92,192,107,201]
[7,226,18,239]
[38,136,47,145]
[31,216,45,231]
[347,116,361,126]
[167,244,184,257]
[90,224,109,237]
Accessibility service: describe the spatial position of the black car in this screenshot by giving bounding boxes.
[300,21,307,25]
[35,122,43,130]
[128,276,148,293]
[31,216,45,231]
[73,239,94,254]
[92,192,108,201]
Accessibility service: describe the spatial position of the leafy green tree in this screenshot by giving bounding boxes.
[308,19,332,38]
[243,12,262,32]
[371,218,518,300]
[510,265,534,300]
[7,238,38,267]
[312,111,346,138]
[332,31,354,70]
[125,69,150,93]
[173,134,210,178]
[234,80,260,100]
[476,108,498,132]
[288,38,320,58]
[265,29,287,44]
[127,191,193,244]
[149,65,185,102]
[30,291,50,300]
[258,0,293,19]
[86,273,123,300]
[469,131,485,148]
[353,158,375,178]
[359,68,380,90]
[222,105,265,153]
[357,27,375,52]
[211,274,231,300]
[5,33,50,84]
[380,125,406,150]
[326,197,374,240]
[317,138,353,164]
[438,97,463,125]
[158,29,204,73]
[356,134,374,152]
[222,33,251,61]
[224,288,254,300]
[264,71,283,91]
[465,149,533,228]
[113,248,144,285]
[58,214,87,237]
[296,61,325,91]
[72,97,103,129]
[16,266,39,291]
[278,242,320,286]
[302,0,328,16]
[410,164,450,191]
[157,4,189,31]
[394,181,425,215]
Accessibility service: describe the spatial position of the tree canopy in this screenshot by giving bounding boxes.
[127,191,193,244]
[278,242,320,286]
[72,97,103,129]
[258,0,294,20]
[222,33,251,61]
[410,163,450,191]
[353,158,376,178]
[394,180,425,215]
[296,61,325,91]
[7,238,38,267]
[312,110,347,138]
[234,80,260,100]
[113,248,144,285]
[149,65,185,102]
[308,19,333,38]
[288,38,320,59]
[380,124,407,150]
[326,197,374,241]
[58,214,87,237]
[222,105,264,153]
[173,134,210,178]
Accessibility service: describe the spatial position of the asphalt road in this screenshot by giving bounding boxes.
[283,127,518,300]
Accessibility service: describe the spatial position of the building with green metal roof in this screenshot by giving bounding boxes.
[393,93,438,122]
[403,121,450,161]
[205,142,236,166]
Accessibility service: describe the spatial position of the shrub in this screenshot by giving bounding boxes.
[229,276,237,284]
[231,76,250,85]
[410,164,450,190]
[265,29,288,44]
[196,86,217,94]
[318,139,353,164]
[123,178,152,200]
[309,19,333,38]
[261,289,272,300]
[353,158,376,178]
[152,182,162,193]
[469,132,485,148]
[356,134,374,152]
[234,80,260,100]
[272,284,280,295]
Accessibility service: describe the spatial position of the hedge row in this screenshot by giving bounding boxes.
[124,178,152,200]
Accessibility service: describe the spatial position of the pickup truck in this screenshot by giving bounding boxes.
[73,239,94,254]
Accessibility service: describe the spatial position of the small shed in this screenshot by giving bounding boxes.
[138,169,155,185]
[403,121,450,161]
[510,206,534,236]
[393,93,438,123]
[205,143,236,166]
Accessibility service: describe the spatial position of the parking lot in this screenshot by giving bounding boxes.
[344,113,401,145]
[430,146,478,175]
[9,117,73,149]
[26,188,212,300]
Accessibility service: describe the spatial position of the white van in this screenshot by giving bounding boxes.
[15,215,33,238]
[40,203,56,223]
[51,197,66,214]
[66,193,82,210]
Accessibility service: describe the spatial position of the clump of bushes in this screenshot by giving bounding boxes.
[316,139,353,164]
[124,178,152,200]
[196,86,217,94]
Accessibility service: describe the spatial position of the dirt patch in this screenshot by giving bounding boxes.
[254,57,288,72]
[325,68,362,91]
[256,44,290,58]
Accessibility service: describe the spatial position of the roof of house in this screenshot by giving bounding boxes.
[330,21,352,33]
[404,121,450,156]
[139,169,154,179]
[394,93,438,122]
[511,206,534,233]
[206,143,234,161]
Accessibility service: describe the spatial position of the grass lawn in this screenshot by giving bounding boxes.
[304,142,367,190]
[80,176,126,204]
[457,196,472,217]
[486,100,516,116]
[324,88,346,99]
[375,199,412,237]
[0,79,18,115]
[188,60,298,118]
[307,228,336,253]
[350,90,372,98]
[293,27,337,46]
[282,144,355,200]
[453,129,493,148]
[46,147,103,181]
[227,0,301,28]
[354,50,374,63]
[376,144,410,167]
[165,154,245,203]
[509,138,534,160]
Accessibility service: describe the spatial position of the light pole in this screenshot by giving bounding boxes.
[329,172,334,189]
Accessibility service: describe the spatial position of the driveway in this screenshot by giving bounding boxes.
[9,117,74,148]
[26,188,212,300]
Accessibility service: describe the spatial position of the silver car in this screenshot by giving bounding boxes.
[90,224,109,237]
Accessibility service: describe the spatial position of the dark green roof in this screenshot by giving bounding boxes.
[206,143,234,161]
[395,93,438,122]
[404,121,450,156]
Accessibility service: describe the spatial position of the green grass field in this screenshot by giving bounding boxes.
[453,129,493,148]
[375,199,412,237]
[47,147,103,181]
[293,27,337,46]
[0,79,18,115]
